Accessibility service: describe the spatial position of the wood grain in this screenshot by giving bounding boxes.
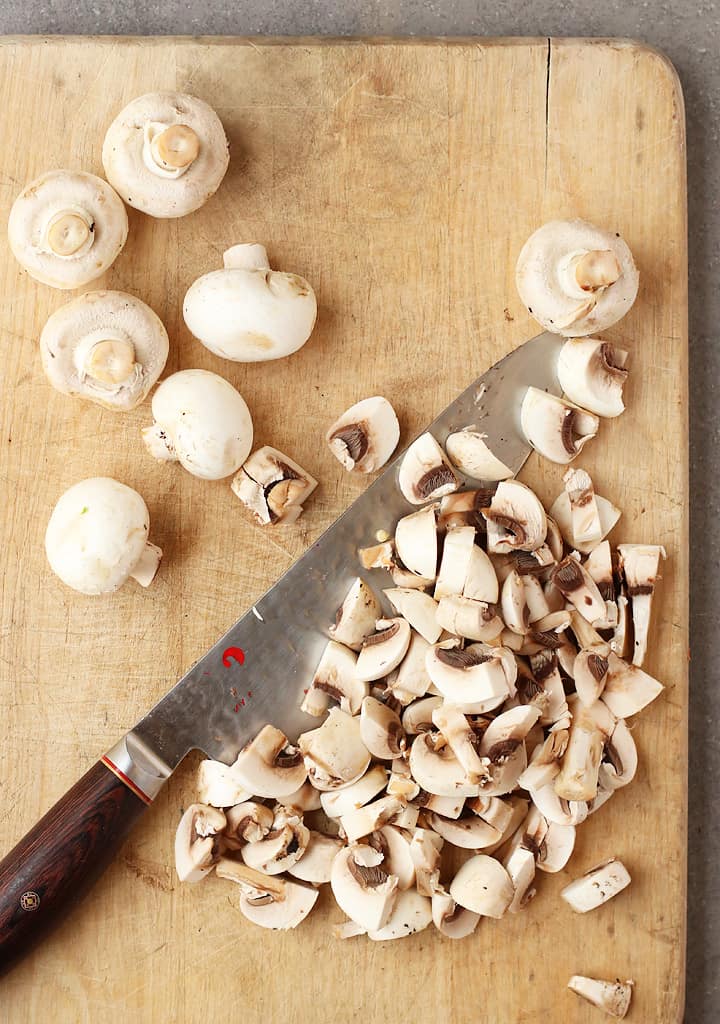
[0,36,687,1024]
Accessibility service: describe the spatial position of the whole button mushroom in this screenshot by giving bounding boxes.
[8,170,128,289]
[515,219,639,336]
[45,477,162,595]
[102,92,229,218]
[142,368,253,480]
[40,290,169,412]
[183,243,317,362]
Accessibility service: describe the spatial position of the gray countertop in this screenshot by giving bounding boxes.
[0,2,715,1021]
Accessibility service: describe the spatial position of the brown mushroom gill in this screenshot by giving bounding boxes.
[560,410,584,457]
[588,653,609,681]
[486,738,521,764]
[436,647,492,669]
[552,558,585,593]
[528,628,564,650]
[363,622,400,647]
[484,511,527,546]
[275,747,304,769]
[599,343,629,382]
[330,423,369,464]
[348,858,390,889]
[417,465,456,499]
[512,551,546,575]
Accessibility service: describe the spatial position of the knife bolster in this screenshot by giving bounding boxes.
[102,733,173,803]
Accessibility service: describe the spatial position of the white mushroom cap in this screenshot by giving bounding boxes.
[567,976,634,1018]
[40,290,169,412]
[550,490,621,554]
[428,812,501,849]
[174,803,226,882]
[231,724,307,798]
[521,388,599,465]
[483,480,547,553]
[142,369,253,480]
[574,648,610,705]
[331,844,400,932]
[355,617,412,682]
[320,765,388,818]
[445,430,513,481]
[45,477,161,595]
[398,432,460,505]
[298,708,371,790]
[529,782,588,827]
[327,396,400,473]
[449,855,514,918]
[431,890,481,938]
[561,857,631,913]
[394,504,439,581]
[385,588,442,644]
[558,338,629,417]
[239,878,319,931]
[196,759,251,808]
[463,545,500,603]
[102,92,229,218]
[516,219,639,336]
[231,446,317,525]
[287,831,344,884]
[367,888,432,941]
[183,243,317,362]
[8,170,128,289]
[329,577,382,651]
[301,639,365,717]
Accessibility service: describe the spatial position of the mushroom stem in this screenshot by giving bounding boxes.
[573,250,622,291]
[142,422,177,462]
[84,338,137,385]
[152,123,200,170]
[223,243,271,271]
[129,541,163,588]
[46,209,93,257]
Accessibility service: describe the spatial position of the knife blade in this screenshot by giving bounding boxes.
[0,329,562,969]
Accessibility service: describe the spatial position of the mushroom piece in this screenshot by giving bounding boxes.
[301,639,364,717]
[554,696,615,802]
[557,338,629,417]
[359,540,395,571]
[142,369,253,480]
[398,433,460,505]
[196,759,251,808]
[574,649,610,705]
[401,695,444,735]
[425,641,511,710]
[102,92,229,218]
[483,480,547,553]
[585,539,618,627]
[331,844,400,931]
[568,610,610,655]
[432,704,490,784]
[463,545,500,604]
[431,890,481,938]
[391,631,433,703]
[409,732,480,798]
[438,488,493,531]
[214,857,286,896]
[329,577,382,651]
[450,855,514,918]
[561,858,631,913]
[567,976,634,1019]
[599,718,638,790]
[501,570,531,635]
[515,219,639,336]
[340,795,407,843]
[174,804,226,882]
[520,389,600,465]
[428,812,501,850]
[530,783,588,827]
[478,705,539,796]
[241,807,310,874]
[531,813,576,874]
[617,543,666,666]
[232,724,307,799]
[373,825,416,890]
[387,760,420,801]
[285,831,344,884]
[231,446,317,526]
[503,843,537,913]
[355,618,412,682]
[550,489,621,555]
[45,477,162,595]
[408,828,443,895]
[320,765,388,819]
[326,396,400,473]
[482,795,531,855]
[467,795,515,835]
[562,468,602,547]
[359,696,406,760]
[8,170,128,290]
[551,556,606,624]
[523,576,551,623]
[238,877,320,931]
[612,591,632,659]
[299,708,371,791]
[601,653,664,718]
[435,596,504,643]
[434,526,475,599]
[394,504,439,581]
[366,889,433,941]
[223,801,274,846]
[418,792,466,819]
[384,588,442,644]
[445,430,513,481]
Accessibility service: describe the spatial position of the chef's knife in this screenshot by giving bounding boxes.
[0,330,562,970]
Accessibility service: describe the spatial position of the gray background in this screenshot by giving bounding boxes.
[0,1,714,1021]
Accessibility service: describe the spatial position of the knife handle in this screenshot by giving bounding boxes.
[0,755,154,973]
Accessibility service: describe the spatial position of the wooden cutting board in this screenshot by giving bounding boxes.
[0,36,687,1024]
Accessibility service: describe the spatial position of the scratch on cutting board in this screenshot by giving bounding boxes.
[122,853,175,893]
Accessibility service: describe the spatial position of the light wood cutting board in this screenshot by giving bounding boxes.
[0,36,687,1024]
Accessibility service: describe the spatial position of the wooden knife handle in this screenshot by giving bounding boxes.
[0,759,149,973]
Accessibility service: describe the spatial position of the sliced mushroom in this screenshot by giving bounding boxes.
[558,338,629,417]
[359,696,406,760]
[393,504,438,581]
[326,396,400,473]
[463,545,500,603]
[612,590,632,659]
[438,488,493,531]
[585,539,618,627]
[515,219,639,335]
[355,617,412,682]
[431,890,481,938]
[241,807,310,875]
[552,556,606,624]
[8,169,128,289]
[518,728,566,790]
[401,694,443,735]
[231,446,317,525]
[408,827,443,895]
[567,976,633,1018]
[477,705,538,796]
[196,759,251,808]
[390,631,433,703]
[428,812,501,850]
[550,490,621,555]
[561,858,631,913]
[523,575,551,623]
[387,760,420,801]
[329,577,382,652]
[532,814,576,874]
[418,791,466,819]
[563,467,602,546]
[569,609,611,655]
[384,588,442,644]
[301,640,365,717]
[320,765,388,818]
[529,652,570,727]
[503,843,536,913]
[530,783,588,827]
[239,877,319,930]
[426,640,511,710]
[449,855,514,918]
[359,540,395,571]
[434,526,474,599]
[436,595,504,642]
[375,825,416,890]
[223,801,274,846]
[573,649,610,706]
[231,725,307,800]
[299,708,371,791]
[554,695,615,802]
[174,804,226,882]
[599,718,638,790]
[482,795,530,855]
[467,795,515,834]
[398,433,460,505]
[521,389,599,465]
[618,543,666,666]
[214,856,286,897]
[445,430,513,481]
[366,889,433,941]
[601,653,664,718]
[483,480,547,553]
[501,570,531,635]
[340,795,407,843]
[331,844,400,931]
[409,732,480,798]
[432,704,490,784]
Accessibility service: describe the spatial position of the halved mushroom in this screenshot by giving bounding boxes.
[340,795,408,843]
[601,653,664,718]
[102,92,229,218]
[561,857,631,913]
[426,640,511,710]
[326,396,400,473]
[558,338,629,417]
[521,389,599,465]
[174,803,226,882]
[232,725,307,798]
[196,759,251,808]
[40,291,168,412]
[360,696,406,759]
[428,812,501,850]
[331,844,400,931]
[8,169,128,289]
[618,543,666,666]
[401,695,444,735]
[445,430,513,481]
[436,596,504,643]
[438,488,493,531]
[483,480,547,553]
[45,477,162,595]
[432,704,490,784]
[418,791,466,819]
[320,765,388,818]
[390,631,433,703]
[550,490,621,555]
[554,695,615,802]
[408,827,443,895]
[299,708,371,791]
[238,876,319,931]
[301,639,364,717]
[567,976,633,1018]
[525,808,576,874]
[384,588,442,644]
[563,467,602,546]
[241,807,310,875]
[143,369,253,480]
[409,732,480,798]
[515,219,639,336]
[432,889,481,938]
[467,795,515,835]
[223,801,274,846]
[477,705,538,796]
[599,718,638,790]
[449,855,514,918]
[552,556,606,624]
[366,889,433,941]
[231,446,317,525]
[398,433,460,505]
[329,577,382,651]
[355,617,412,681]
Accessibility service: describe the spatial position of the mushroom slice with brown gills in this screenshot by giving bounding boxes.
[550,488,621,555]
[568,609,610,656]
[320,764,388,818]
[329,577,382,651]
[562,467,602,547]
[231,446,317,525]
[431,704,490,784]
[401,694,443,735]
[445,429,513,481]
[478,705,540,796]
[519,805,576,874]
[234,873,320,931]
[561,857,631,913]
[436,595,504,643]
[299,708,371,791]
[518,726,567,791]
[567,976,634,1019]
[409,732,480,798]
[331,844,400,931]
[196,759,251,808]
[355,617,412,682]
[574,648,610,705]
[450,855,514,918]
[175,804,226,882]
[557,337,629,417]
[438,488,494,531]
[287,831,344,884]
[428,812,502,850]
[301,639,365,717]
[501,569,531,635]
[585,539,618,628]
[215,857,286,898]
[408,827,443,895]
[434,526,475,599]
[384,588,442,644]
[326,396,400,473]
[554,694,615,802]
[432,889,481,938]
[223,801,274,848]
[617,543,666,666]
[367,889,433,941]
[425,640,511,710]
[390,631,433,704]
[463,544,500,604]
[398,432,460,505]
[520,389,600,465]
[599,718,638,790]
[483,479,547,553]
[241,806,310,874]
[359,695,406,759]
[551,556,606,624]
[231,724,307,799]
[394,503,439,581]
[529,779,588,827]
[600,652,664,718]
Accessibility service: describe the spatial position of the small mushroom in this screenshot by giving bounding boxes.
[409,732,480,798]
[551,556,606,624]
[291,830,358,882]
[355,617,412,682]
[567,976,633,1018]
[8,169,128,289]
[561,858,631,913]
[394,503,439,581]
[142,369,253,480]
[515,219,639,335]
[102,92,229,218]
[554,695,615,802]
[425,640,511,710]
[435,596,504,643]
[331,844,400,931]
[391,631,433,703]
[445,430,513,481]
[617,543,666,666]
[340,794,407,843]
[174,804,226,882]
[562,468,602,547]
[599,718,638,790]
[40,290,168,412]
[601,653,664,718]
[550,489,621,554]
[327,396,400,473]
[238,877,319,931]
[232,725,307,798]
[521,389,599,465]
[329,577,382,651]
[299,708,371,790]
[449,855,514,918]
[45,477,162,595]
[320,764,388,818]
[557,338,629,417]
[223,801,274,846]
[434,525,475,599]
[431,890,480,938]
[398,433,460,505]
[231,446,317,525]
[301,639,365,717]
[483,480,547,553]
[196,759,251,808]
[184,243,317,362]
[366,889,433,941]
[384,588,442,644]
[432,704,490,784]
